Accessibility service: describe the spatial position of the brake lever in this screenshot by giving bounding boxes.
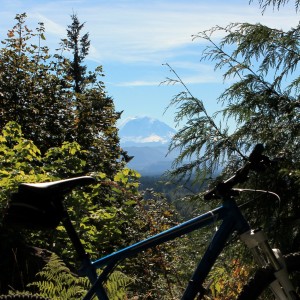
[203,162,251,201]
[203,144,272,201]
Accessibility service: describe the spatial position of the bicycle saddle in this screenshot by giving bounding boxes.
[18,176,96,196]
[4,176,95,230]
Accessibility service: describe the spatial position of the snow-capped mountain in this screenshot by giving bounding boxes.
[119,116,177,175]
[119,116,176,147]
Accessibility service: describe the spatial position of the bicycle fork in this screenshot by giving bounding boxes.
[240,229,298,300]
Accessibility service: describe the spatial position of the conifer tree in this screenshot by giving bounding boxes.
[64,14,122,175]
[166,1,300,253]
[252,0,300,11]
[65,13,91,93]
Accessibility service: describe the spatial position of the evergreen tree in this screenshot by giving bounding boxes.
[251,0,300,11]
[65,13,92,94]
[166,2,300,253]
[63,13,123,175]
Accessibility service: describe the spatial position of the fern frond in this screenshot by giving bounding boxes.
[28,253,90,300]
[106,270,133,300]
[27,253,132,300]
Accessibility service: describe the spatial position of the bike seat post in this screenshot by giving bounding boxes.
[60,206,98,283]
[60,209,86,259]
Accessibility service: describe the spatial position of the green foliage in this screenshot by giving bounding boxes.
[0,13,74,152]
[73,92,122,175]
[51,168,141,261]
[0,13,123,175]
[0,13,187,300]
[163,63,247,183]
[28,253,90,300]
[164,2,300,298]
[64,13,91,94]
[165,20,299,177]
[195,22,299,159]
[105,271,133,300]
[0,122,141,293]
[251,0,300,11]
[0,121,87,194]
[0,122,52,212]
[61,13,122,176]
[43,141,87,177]
[26,253,132,300]
[121,189,200,299]
[206,258,251,300]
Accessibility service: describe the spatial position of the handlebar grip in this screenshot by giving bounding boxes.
[249,143,264,163]
[203,144,270,201]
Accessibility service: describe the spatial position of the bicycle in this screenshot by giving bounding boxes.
[1,144,300,299]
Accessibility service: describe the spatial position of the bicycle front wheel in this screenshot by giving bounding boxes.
[237,252,300,300]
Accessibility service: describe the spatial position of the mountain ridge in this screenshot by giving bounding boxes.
[119,116,177,175]
[119,116,176,147]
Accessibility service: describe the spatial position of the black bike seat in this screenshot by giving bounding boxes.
[18,176,96,196]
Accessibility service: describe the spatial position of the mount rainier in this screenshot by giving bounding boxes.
[119,116,177,175]
[119,116,176,147]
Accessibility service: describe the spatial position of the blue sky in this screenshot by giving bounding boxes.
[1,0,298,129]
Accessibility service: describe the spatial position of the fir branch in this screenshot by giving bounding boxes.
[163,63,247,180]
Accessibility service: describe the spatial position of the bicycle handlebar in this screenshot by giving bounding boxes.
[204,144,271,201]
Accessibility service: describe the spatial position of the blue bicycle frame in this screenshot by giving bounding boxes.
[13,145,295,299]
[71,196,251,300]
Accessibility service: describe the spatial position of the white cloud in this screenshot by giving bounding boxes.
[30,13,66,36]
[116,80,161,87]
[1,0,299,86]
[116,71,220,87]
[83,1,298,63]
[3,0,296,64]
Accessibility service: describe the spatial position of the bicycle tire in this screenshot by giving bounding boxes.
[0,295,50,300]
[237,251,300,300]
